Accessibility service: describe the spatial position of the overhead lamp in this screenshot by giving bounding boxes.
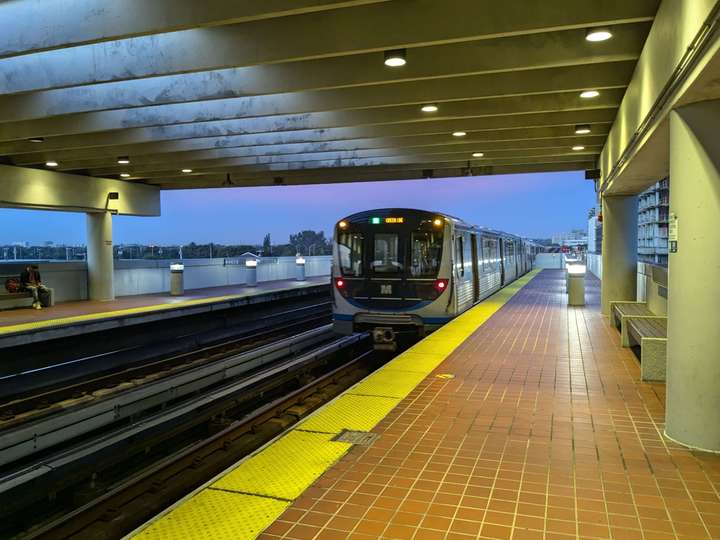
[580,90,600,99]
[181,168,193,173]
[575,124,591,134]
[120,173,131,178]
[586,28,613,42]
[421,104,438,113]
[45,161,58,167]
[472,152,485,158]
[452,131,467,137]
[27,137,44,143]
[117,156,130,165]
[384,49,407,67]
[572,145,586,151]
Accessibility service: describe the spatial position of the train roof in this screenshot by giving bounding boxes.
[338,208,525,241]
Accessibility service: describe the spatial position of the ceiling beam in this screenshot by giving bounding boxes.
[0,25,648,123]
[0,0,390,58]
[0,0,658,94]
[0,63,633,142]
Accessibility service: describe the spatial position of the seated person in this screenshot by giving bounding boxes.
[20,264,49,310]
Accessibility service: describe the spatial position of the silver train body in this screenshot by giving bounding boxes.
[331,208,539,348]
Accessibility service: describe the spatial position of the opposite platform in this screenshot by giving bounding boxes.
[0,276,328,348]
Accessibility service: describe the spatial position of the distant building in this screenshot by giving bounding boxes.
[638,178,669,266]
[587,207,602,254]
[551,229,587,248]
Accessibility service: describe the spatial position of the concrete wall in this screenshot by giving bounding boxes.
[0,256,331,302]
[586,253,602,280]
[534,253,565,269]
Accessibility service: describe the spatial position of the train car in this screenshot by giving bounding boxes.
[331,208,534,349]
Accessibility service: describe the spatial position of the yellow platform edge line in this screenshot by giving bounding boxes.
[0,281,323,337]
[131,269,541,540]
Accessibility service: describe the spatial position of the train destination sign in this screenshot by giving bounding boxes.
[371,216,404,224]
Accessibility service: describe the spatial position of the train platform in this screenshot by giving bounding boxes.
[0,276,329,348]
[131,268,720,540]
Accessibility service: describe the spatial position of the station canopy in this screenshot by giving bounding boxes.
[0,0,660,189]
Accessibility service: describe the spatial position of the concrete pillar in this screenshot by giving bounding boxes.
[600,195,638,315]
[665,101,720,452]
[86,212,114,301]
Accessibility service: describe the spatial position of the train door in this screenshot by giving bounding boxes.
[470,233,479,302]
[499,238,506,285]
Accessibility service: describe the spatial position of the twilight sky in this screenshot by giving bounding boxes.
[0,171,595,245]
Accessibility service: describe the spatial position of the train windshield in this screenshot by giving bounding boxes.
[372,233,403,274]
[410,231,443,277]
[337,232,364,276]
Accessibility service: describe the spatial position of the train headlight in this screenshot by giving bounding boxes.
[433,218,443,227]
[338,220,348,229]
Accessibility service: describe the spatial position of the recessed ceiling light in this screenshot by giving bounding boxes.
[45,161,58,167]
[586,28,613,42]
[117,156,130,164]
[572,145,586,151]
[28,137,44,143]
[120,173,131,178]
[452,131,467,137]
[181,168,193,173]
[472,152,485,157]
[575,124,592,134]
[580,90,600,99]
[421,104,438,113]
[384,49,407,67]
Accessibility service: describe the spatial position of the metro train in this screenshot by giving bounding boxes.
[331,208,538,349]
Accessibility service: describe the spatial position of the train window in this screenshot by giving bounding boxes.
[337,232,364,277]
[372,233,403,273]
[456,236,464,276]
[410,231,443,277]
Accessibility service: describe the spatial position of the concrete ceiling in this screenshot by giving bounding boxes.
[0,0,660,189]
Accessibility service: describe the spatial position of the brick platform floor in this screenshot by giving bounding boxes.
[260,270,720,540]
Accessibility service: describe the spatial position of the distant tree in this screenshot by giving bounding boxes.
[262,234,272,256]
[288,230,331,255]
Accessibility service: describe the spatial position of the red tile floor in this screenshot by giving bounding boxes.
[260,270,720,540]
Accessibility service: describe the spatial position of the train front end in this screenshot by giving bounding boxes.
[331,209,452,350]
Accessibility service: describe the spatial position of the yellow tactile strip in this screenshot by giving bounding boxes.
[131,269,540,539]
[0,282,320,337]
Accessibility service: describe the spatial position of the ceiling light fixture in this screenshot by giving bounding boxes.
[575,124,591,134]
[580,90,600,99]
[181,168,193,173]
[572,145,586,151]
[586,27,613,42]
[472,152,485,157]
[384,49,407,67]
[120,173,131,178]
[45,161,58,167]
[452,131,467,137]
[28,137,45,143]
[421,104,438,113]
[117,156,130,164]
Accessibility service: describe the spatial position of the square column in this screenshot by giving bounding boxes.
[86,211,114,301]
[600,195,638,316]
[665,101,720,452]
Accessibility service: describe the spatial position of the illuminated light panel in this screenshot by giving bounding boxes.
[421,104,438,113]
[575,124,591,134]
[580,90,600,99]
[181,168,193,173]
[28,137,44,143]
[472,152,484,158]
[120,173,131,178]
[572,145,586,151]
[117,156,130,164]
[586,28,613,42]
[383,49,406,67]
[370,217,381,225]
[45,161,58,167]
[452,131,467,137]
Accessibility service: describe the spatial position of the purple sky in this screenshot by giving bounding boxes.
[0,171,595,245]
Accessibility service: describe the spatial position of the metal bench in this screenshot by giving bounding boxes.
[0,274,54,310]
[627,317,667,382]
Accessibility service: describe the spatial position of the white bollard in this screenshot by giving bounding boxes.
[245,258,258,286]
[170,263,184,296]
[295,256,306,281]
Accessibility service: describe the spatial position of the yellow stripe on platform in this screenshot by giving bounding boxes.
[132,269,540,540]
[0,283,317,337]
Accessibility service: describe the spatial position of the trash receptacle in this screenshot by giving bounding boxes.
[566,263,586,306]
[245,258,258,287]
[295,256,306,282]
[170,263,184,296]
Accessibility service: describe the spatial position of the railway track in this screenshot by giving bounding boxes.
[0,320,375,539]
